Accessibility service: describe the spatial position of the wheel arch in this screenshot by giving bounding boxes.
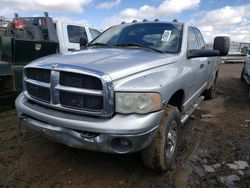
[167,89,185,112]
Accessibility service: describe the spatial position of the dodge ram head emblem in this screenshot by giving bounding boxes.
[52,64,58,68]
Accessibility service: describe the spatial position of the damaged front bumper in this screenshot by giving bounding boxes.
[15,93,164,154]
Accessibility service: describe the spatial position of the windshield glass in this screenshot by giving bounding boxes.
[88,23,183,53]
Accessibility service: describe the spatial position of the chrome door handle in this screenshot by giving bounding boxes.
[200,64,205,69]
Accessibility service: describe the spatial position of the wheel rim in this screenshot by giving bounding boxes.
[165,120,178,160]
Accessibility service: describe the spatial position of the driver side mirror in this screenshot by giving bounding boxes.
[213,36,230,56]
[80,37,88,49]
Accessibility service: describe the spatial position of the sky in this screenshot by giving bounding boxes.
[1,0,250,43]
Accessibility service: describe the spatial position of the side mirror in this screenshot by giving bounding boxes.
[213,36,230,56]
[79,37,88,49]
[188,49,220,58]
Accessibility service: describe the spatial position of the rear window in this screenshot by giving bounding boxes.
[67,25,88,43]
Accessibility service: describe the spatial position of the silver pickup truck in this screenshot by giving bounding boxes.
[15,20,229,171]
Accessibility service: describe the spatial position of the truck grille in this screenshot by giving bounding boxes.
[24,67,113,117]
[25,68,51,83]
[26,83,50,103]
[60,72,103,90]
[60,91,103,110]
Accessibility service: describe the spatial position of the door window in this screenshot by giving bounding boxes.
[194,28,206,49]
[188,27,199,50]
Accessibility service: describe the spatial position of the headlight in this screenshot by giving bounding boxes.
[115,92,161,114]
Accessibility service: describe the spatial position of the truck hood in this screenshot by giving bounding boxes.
[29,48,179,81]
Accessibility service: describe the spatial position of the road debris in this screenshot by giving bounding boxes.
[227,163,238,170]
[201,114,213,118]
[241,124,249,128]
[203,165,215,173]
[219,175,240,187]
[234,161,248,170]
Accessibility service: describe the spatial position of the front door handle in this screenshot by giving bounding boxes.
[200,64,205,69]
[68,48,76,52]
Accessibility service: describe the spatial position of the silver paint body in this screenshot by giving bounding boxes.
[16,23,218,153]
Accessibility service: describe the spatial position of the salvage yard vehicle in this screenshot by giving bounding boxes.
[241,47,250,97]
[220,42,250,64]
[0,13,101,105]
[15,20,229,171]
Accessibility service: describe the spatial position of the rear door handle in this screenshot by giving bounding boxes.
[200,64,205,69]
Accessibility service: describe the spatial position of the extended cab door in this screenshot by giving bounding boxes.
[186,27,209,101]
[61,23,89,53]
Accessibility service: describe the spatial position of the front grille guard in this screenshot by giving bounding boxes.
[23,65,114,118]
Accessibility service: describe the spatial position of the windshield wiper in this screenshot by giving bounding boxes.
[87,42,113,48]
[115,43,163,53]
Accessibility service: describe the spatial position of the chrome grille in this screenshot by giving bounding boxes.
[24,67,114,117]
[60,72,103,90]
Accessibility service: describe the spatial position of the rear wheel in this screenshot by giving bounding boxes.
[141,106,181,171]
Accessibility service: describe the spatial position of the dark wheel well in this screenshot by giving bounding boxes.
[168,90,184,112]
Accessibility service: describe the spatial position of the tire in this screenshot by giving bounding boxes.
[24,24,44,41]
[203,75,217,100]
[141,106,181,171]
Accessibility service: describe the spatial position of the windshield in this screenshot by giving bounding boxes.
[88,23,183,53]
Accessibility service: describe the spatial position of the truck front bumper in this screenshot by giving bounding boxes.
[15,93,164,154]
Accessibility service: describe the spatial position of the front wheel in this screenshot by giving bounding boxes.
[203,75,217,100]
[141,106,181,171]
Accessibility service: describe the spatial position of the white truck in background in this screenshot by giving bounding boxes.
[55,20,101,53]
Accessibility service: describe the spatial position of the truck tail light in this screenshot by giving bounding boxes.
[12,18,24,30]
[39,19,46,27]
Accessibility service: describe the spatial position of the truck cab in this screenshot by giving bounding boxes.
[55,20,101,53]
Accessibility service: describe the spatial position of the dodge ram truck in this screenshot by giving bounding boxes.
[15,20,229,171]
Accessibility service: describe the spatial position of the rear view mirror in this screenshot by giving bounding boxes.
[80,37,88,49]
[213,36,230,56]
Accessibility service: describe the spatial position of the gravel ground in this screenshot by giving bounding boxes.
[0,63,250,188]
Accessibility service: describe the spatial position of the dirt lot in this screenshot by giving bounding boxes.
[0,63,250,188]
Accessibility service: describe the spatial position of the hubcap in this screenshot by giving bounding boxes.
[165,121,178,160]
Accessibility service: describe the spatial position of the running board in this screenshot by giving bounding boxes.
[181,96,204,125]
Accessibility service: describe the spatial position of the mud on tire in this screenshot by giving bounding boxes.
[203,75,217,100]
[141,106,181,171]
